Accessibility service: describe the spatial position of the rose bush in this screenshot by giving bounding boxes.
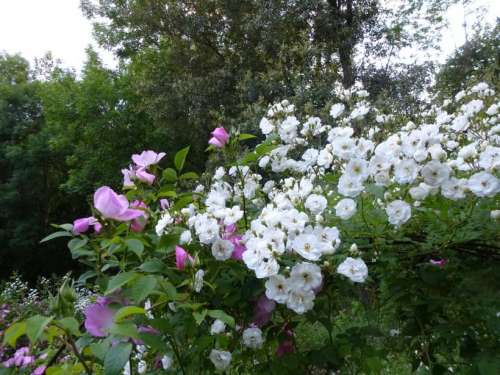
[2,81,500,374]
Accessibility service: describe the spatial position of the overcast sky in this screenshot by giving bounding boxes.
[0,0,498,72]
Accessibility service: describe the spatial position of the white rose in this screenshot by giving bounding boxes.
[385,200,411,226]
[337,257,368,283]
[242,327,264,349]
[305,194,327,215]
[209,349,232,371]
[210,319,226,335]
[335,198,357,220]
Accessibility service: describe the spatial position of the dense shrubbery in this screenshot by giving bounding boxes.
[1,80,499,374]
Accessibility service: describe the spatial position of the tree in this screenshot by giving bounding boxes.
[0,54,77,279]
[435,21,500,97]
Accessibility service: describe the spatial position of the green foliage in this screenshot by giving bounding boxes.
[435,21,500,97]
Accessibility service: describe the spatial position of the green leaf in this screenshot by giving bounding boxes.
[109,322,139,339]
[57,317,81,336]
[139,332,166,351]
[55,223,74,231]
[68,238,88,252]
[255,142,278,156]
[174,146,190,171]
[125,239,144,257]
[149,318,172,333]
[163,167,177,182]
[238,133,257,140]
[207,310,235,328]
[114,306,145,323]
[161,280,178,300]
[104,342,132,375]
[90,342,109,361]
[193,309,207,325]
[40,231,72,243]
[238,151,258,165]
[77,270,97,284]
[139,259,167,273]
[105,272,138,294]
[158,189,177,198]
[26,315,53,342]
[173,194,193,211]
[179,171,199,180]
[157,233,179,253]
[130,275,157,303]
[3,321,26,347]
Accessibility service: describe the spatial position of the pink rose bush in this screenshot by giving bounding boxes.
[5,82,500,374]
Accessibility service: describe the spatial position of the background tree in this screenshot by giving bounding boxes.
[435,21,499,97]
[0,54,77,279]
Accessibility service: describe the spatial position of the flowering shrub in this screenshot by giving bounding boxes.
[0,275,94,374]
[2,81,500,374]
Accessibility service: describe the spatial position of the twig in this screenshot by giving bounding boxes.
[67,336,92,374]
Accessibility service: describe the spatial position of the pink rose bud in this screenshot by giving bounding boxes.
[130,201,149,233]
[73,217,101,235]
[175,245,194,270]
[229,235,246,260]
[160,199,170,210]
[73,217,90,234]
[208,126,229,148]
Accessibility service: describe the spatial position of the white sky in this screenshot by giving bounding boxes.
[0,0,498,72]
[0,0,115,71]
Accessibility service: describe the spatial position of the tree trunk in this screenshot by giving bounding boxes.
[339,44,355,88]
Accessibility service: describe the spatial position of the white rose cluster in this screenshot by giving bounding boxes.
[158,82,498,357]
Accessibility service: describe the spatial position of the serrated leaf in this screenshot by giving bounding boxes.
[139,332,166,351]
[126,239,144,257]
[238,151,258,165]
[68,238,88,252]
[104,342,132,375]
[207,310,235,328]
[40,231,72,243]
[140,259,167,273]
[173,194,193,211]
[160,280,177,300]
[193,309,207,325]
[163,168,177,182]
[255,143,278,156]
[180,172,199,180]
[157,233,179,254]
[130,275,157,303]
[90,342,109,361]
[57,317,81,336]
[109,322,139,339]
[26,315,53,342]
[158,189,177,198]
[114,306,145,323]
[3,322,26,347]
[174,146,190,171]
[105,272,138,294]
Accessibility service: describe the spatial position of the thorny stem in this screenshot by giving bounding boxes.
[168,335,186,375]
[237,168,249,230]
[47,342,66,367]
[67,336,92,374]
